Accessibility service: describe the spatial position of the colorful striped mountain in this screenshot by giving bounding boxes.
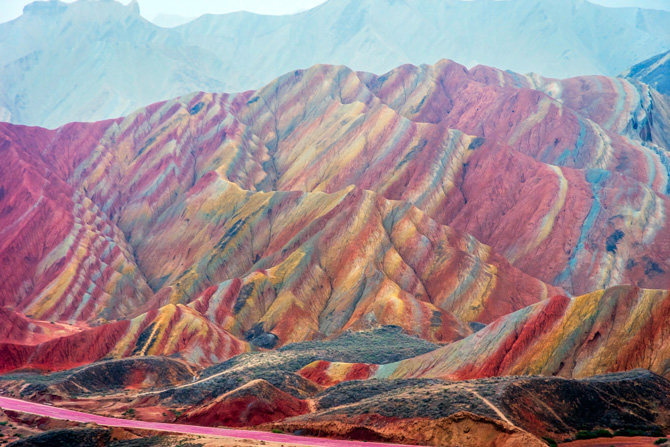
[299,285,670,385]
[1,59,670,375]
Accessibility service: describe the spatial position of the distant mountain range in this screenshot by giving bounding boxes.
[151,13,195,28]
[590,0,670,10]
[1,0,669,128]
[624,50,670,95]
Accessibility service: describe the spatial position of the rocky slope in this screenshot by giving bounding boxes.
[0,304,248,373]
[301,286,670,382]
[2,0,670,127]
[272,370,670,441]
[6,352,669,444]
[624,50,670,96]
[268,412,547,447]
[2,59,670,372]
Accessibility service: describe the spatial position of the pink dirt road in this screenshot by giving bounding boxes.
[0,396,418,447]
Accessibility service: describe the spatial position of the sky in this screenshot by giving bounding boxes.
[1,0,669,24]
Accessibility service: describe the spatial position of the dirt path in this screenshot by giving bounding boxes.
[0,396,418,447]
[462,387,514,426]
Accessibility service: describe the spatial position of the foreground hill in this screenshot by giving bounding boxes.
[3,344,669,444]
[2,0,670,127]
[299,286,670,382]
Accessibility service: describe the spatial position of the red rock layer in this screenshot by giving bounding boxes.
[387,286,670,381]
[0,304,247,373]
[0,124,153,322]
[2,60,670,371]
[178,379,310,427]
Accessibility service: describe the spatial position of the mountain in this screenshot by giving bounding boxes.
[589,0,670,10]
[2,0,670,128]
[299,285,670,383]
[2,60,670,379]
[0,0,233,128]
[6,333,670,445]
[151,13,194,28]
[624,50,670,95]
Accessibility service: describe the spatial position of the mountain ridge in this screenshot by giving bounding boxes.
[2,59,670,375]
[2,0,670,127]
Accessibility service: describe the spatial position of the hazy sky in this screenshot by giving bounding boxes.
[2,0,669,24]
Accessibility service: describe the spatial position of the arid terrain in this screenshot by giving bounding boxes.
[2,1,670,445]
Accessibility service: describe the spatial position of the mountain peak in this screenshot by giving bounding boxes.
[128,0,140,15]
[23,0,140,18]
[23,0,68,16]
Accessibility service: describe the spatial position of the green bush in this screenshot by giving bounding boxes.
[542,437,557,447]
[595,429,613,438]
[655,438,668,445]
[575,429,615,440]
[614,428,644,437]
[576,431,598,440]
[271,428,283,434]
[614,428,663,437]
[650,428,667,437]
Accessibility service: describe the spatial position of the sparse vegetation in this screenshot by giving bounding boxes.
[576,429,613,440]
[542,436,557,447]
[595,429,613,438]
[575,427,665,440]
[655,438,668,445]
[271,428,283,434]
[614,427,665,437]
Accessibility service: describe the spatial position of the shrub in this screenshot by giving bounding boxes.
[271,428,283,434]
[655,438,668,445]
[595,429,613,438]
[576,431,598,440]
[614,428,657,437]
[542,437,557,447]
[575,429,613,440]
[650,428,667,437]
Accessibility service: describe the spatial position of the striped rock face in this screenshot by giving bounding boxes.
[357,61,670,294]
[303,286,670,385]
[0,303,248,373]
[1,60,670,371]
[0,124,153,323]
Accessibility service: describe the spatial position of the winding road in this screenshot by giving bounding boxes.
[0,396,418,447]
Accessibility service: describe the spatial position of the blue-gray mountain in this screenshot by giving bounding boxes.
[624,50,670,96]
[1,0,670,128]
